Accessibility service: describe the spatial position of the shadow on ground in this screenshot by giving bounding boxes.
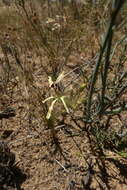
[0,141,26,190]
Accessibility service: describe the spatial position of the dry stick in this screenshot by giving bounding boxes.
[8,133,38,146]
[87,0,126,120]
[55,159,69,173]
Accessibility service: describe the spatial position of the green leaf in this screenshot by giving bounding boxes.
[116,151,127,158]
[60,96,69,113]
[42,96,54,103]
[46,98,58,119]
[79,83,87,92]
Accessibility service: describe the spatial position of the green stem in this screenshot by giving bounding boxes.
[87,0,126,119]
[100,27,113,114]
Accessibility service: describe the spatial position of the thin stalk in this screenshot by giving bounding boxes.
[87,0,126,119]
[100,28,113,114]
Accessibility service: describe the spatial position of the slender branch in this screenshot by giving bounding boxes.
[110,35,127,61]
[104,103,127,115]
